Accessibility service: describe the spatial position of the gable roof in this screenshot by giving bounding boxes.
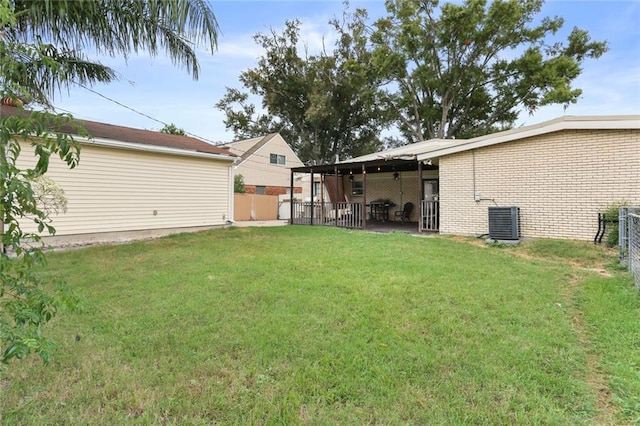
[0,105,236,159]
[220,133,307,168]
[416,115,640,161]
[221,133,279,164]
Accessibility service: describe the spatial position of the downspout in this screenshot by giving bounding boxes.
[472,149,478,202]
[472,150,495,204]
[228,164,235,225]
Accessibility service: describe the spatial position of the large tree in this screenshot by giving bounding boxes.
[0,0,219,366]
[216,8,390,164]
[371,0,607,141]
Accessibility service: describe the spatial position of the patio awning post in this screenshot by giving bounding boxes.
[418,161,423,232]
[289,168,294,225]
[362,163,367,230]
[334,165,339,228]
[310,170,314,225]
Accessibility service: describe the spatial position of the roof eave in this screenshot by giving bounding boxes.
[417,115,640,161]
[83,136,236,162]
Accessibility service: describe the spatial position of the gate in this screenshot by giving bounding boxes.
[234,194,278,221]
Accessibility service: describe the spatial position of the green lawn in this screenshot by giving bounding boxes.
[1,226,638,425]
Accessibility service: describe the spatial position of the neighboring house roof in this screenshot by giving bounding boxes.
[416,115,640,161]
[0,104,236,160]
[220,133,279,165]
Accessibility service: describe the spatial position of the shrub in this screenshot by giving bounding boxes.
[602,202,627,248]
[234,174,246,193]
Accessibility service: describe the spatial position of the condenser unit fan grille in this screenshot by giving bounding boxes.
[488,206,520,240]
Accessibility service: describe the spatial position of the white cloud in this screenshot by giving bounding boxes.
[216,35,265,60]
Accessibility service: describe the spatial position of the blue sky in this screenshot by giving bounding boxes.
[52,0,640,144]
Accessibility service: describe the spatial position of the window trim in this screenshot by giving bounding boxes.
[270,153,286,165]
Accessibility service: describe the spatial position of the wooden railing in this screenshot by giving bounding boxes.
[292,200,439,232]
[291,201,363,229]
[421,200,439,232]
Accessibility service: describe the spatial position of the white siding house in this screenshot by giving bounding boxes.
[222,134,305,195]
[6,105,236,246]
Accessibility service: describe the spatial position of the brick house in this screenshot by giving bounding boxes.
[291,115,640,241]
[423,115,639,240]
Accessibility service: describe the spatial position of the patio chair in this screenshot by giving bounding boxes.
[394,202,414,222]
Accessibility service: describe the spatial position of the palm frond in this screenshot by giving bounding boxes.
[10,0,219,80]
[0,40,117,107]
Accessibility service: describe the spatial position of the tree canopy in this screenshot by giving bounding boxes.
[218,0,607,156]
[216,8,391,165]
[160,123,187,136]
[371,0,607,141]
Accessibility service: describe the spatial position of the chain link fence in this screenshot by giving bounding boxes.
[619,207,640,262]
[629,212,640,289]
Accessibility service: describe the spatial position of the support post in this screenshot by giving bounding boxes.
[333,165,339,227]
[289,169,294,224]
[319,172,324,224]
[418,161,423,232]
[362,163,367,230]
[310,169,314,225]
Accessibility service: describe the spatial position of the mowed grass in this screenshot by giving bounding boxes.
[1,226,638,425]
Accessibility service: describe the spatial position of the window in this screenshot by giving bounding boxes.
[313,182,321,197]
[256,186,266,195]
[270,153,286,165]
[351,180,363,196]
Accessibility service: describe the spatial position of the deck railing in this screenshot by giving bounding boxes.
[292,200,439,232]
[421,200,439,232]
[291,201,363,229]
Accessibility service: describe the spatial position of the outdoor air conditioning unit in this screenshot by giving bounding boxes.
[488,206,520,241]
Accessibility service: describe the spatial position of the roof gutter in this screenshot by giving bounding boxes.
[80,136,236,162]
[417,116,640,161]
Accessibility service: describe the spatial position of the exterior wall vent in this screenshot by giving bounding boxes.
[488,206,520,240]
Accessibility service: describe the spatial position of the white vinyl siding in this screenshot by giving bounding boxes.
[233,135,304,188]
[16,141,233,236]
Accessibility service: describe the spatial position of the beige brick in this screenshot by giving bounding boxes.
[440,129,640,240]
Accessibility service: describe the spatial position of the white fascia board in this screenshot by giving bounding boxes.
[417,115,640,161]
[339,139,453,164]
[79,136,236,163]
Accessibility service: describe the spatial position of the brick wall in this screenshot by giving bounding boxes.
[244,185,302,195]
[440,129,640,240]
